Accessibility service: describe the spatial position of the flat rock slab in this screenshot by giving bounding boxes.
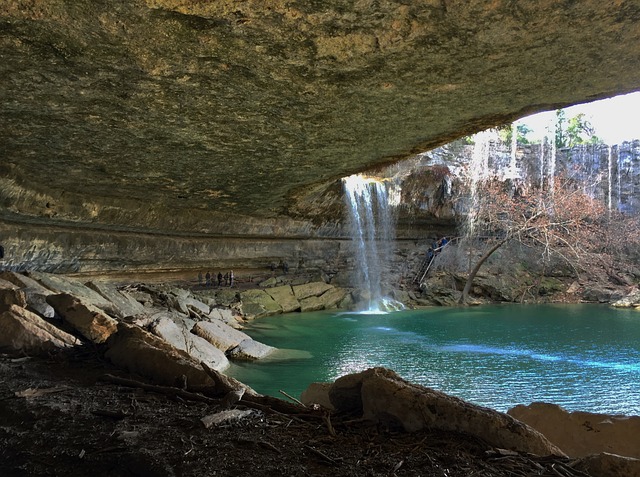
[28,272,113,310]
[192,320,249,352]
[105,323,212,387]
[0,304,80,355]
[86,281,147,319]
[227,339,275,361]
[264,285,301,314]
[150,316,229,372]
[47,293,118,344]
[292,282,334,301]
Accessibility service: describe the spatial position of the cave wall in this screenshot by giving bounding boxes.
[2,1,640,273]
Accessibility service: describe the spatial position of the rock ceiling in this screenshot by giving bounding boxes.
[2,0,640,231]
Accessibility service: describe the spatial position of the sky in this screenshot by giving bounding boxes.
[518,91,640,144]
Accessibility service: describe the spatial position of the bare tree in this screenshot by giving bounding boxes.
[457,174,618,305]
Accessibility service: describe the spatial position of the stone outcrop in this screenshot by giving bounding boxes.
[508,402,640,459]
[2,1,640,273]
[263,286,301,314]
[611,288,640,309]
[105,323,213,387]
[0,304,80,355]
[86,281,148,319]
[150,316,229,372]
[0,271,56,318]
[46,293,118,344]
[227,339,276,361]
[573,453,640,477]
[302,367,565,457]
[192,320,249,353]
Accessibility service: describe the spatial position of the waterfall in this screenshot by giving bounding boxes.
[549,119,557,196]
[539,137,546,190]
[607,145,613,212]
[343,174,403,313]
[466,130,493,237]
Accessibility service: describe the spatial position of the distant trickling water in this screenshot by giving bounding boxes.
[342,174,402,313]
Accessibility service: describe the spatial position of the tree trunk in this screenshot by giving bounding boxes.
[459,238,510,305]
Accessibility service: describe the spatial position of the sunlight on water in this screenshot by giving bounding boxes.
[227,304,640,415]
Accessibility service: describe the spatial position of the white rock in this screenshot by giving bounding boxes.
[150,316,229,372]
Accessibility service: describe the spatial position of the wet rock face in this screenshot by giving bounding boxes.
[2,0,640,233]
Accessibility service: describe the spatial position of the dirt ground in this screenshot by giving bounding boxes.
[0,347,595,477]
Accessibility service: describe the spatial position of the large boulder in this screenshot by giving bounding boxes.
[28,272,113,310]
[239,289,282,319]
[227,339,276,360]
[317,287,350,309]
[207,307,241,328]
[0,271,56,318]
[86,281,147,319]
[306,367,565,457]
[573,453,640,477]
[611,288,640,308]
[292,282,334,301]
[0,288,27,312]
[46,293,118,344]
[508,402,640,458]
[192,320,249,352]
[264,285,301,314]
[150,316,229,372]
[0,304,80,355]
[299,295,325,313]
[105,323,212,387]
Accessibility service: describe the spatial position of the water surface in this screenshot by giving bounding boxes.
[227,304,640,414]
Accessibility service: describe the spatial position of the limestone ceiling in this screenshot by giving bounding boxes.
[1,0,640,228]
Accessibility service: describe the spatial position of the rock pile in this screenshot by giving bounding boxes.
[0,271,287,385]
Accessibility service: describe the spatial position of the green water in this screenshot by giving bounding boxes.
[226,304,640,414]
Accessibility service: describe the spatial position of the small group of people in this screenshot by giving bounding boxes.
[426,237,449,261]
[199,270,234,288]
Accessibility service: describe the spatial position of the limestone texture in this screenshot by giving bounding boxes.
[0,304,80,355]
[508,402,640,459]
[2,1,640,272]
[325,367,566,457]
[46,293,118,344]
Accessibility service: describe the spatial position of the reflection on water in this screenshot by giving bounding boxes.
[226,304,640,414]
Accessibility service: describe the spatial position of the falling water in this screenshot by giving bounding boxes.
[607,145,613,212]
[549,119,557,196]
[539,137,546,190]
[506,122,520,179]
[466,130,493,237]
[343,174,403,313]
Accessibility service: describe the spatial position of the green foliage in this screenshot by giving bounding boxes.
[555,110,604,148]
[496,123,532,145]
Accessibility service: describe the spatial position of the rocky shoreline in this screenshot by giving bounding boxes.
[1,270,639,476]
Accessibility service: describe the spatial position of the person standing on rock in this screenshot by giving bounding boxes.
[217,272,223,287]
[229,270,234,287]
[205,271,211,287]
[223,272,229,286]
